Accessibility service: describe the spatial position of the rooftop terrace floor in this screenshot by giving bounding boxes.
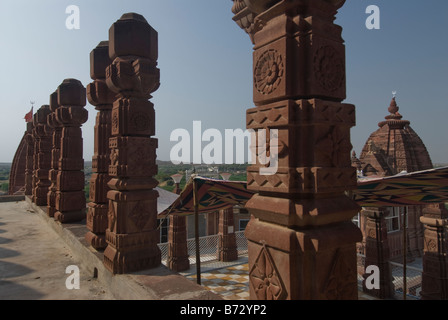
[0,198,380,301]
[0,200,113,300]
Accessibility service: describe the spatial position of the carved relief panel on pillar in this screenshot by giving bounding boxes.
[246,99,357,195]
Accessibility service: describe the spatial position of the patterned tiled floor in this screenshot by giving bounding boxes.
[186,263,250,300]
[183,259,379,300]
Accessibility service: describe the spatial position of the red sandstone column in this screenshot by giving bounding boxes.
[85,41,115,249]
[218,207,238,262]
[31,121,38,202]
[362,207,394,299]
[172,174,183,195]
[33,105,52,206]
[408,206,425,258]
[103,13,161,274]
[47,92,62,218]
[232,0,362,299]
[420,204,448,300]
[167,175,190,272]
[24,122,34,196]
[54,79,88,223]
[167,215,190,272]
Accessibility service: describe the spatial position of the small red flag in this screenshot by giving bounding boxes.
[24,107,33,123]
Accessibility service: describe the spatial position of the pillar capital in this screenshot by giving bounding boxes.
[232,0,345,44]
[106,14,160,99]
[47,91,62,129]
[88,41,115,108]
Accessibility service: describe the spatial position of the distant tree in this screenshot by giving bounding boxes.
[84,184,90,203]
[1,183,9,192]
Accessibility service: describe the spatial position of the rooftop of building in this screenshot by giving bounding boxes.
[355,96,433,177]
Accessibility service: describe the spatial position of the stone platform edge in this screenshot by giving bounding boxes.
[0,195,25,202]
[24,196,221,300]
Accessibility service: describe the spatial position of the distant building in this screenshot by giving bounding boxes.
[158,165,250,243]
[353,96,433,261]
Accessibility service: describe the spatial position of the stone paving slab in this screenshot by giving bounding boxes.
[0,200,113,300]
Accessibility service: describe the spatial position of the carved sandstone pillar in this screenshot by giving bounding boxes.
[31,121,38,202]
[167,177,190,272]
[408,206,425,258]
[232,0,362,299]
[362,207,394,299]
[85,41,115,249]
[167,215,190,272]
[54,79,88,223]
[24,122,34,196]
[47,92,62,218]
[218,207,238,262]
[103,13,161,274]
[33,105,52,206]
[420,204,448,300]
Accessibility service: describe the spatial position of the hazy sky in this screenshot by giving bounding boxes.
[0,0,447,165]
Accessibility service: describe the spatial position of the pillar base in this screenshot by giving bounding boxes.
[167,215,190,272]
[103,229,161,274]
[245,217,362,300]
[47,207,57,218]
[85,231,107,250]
[218,234,238,262]
[167,256,190,272]
[35,198,48,207]
[85,203,108,249]
[47,189,57,218]
[54,210,86,223]
[421,254,448,300]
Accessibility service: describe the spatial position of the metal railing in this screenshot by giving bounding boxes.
[356,253,366,284]
[158,230,248,266]
[158,241,169,265]
[356,253,423,300]
[390,261,422,299]
[236,231,248,255]
[187,234,220,265]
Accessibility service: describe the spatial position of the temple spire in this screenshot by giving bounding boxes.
[379,94,409,128]
[388,96,399,115]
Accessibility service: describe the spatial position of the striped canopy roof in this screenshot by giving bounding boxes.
[159,167,448,216]
[353,166,448,207]
[159,176,255,217]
